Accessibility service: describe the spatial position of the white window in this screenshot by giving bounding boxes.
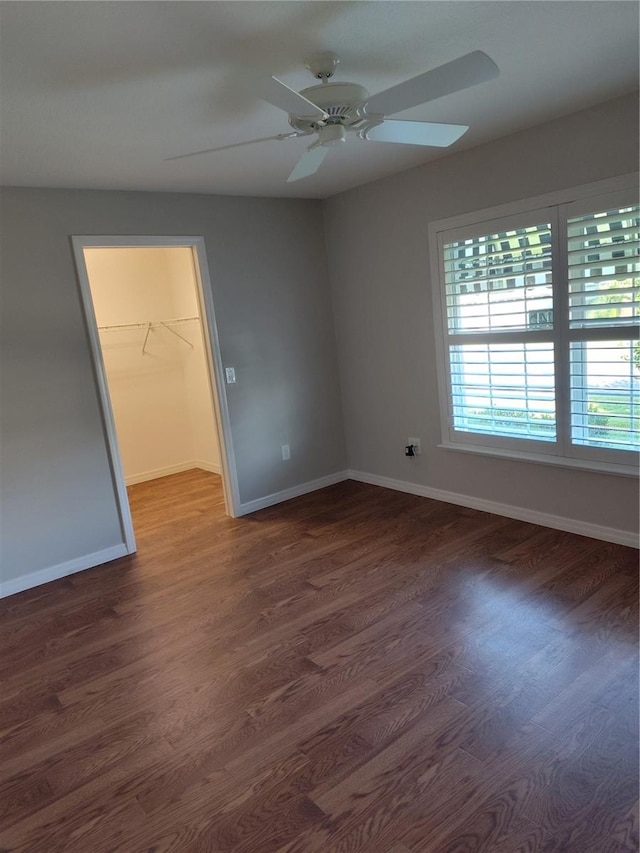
[431,179,639,476]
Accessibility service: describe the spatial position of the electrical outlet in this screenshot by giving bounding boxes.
[225,366,236,384]
[408,437,421,455]
[281,444,290,461]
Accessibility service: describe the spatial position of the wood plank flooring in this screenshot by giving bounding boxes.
[0,469,637,852]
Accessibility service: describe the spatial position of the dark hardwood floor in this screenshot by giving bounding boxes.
[0,469,638,852]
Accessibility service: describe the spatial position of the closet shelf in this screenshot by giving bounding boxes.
[97,317,198,355]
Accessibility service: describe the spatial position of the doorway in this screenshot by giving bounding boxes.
[72,236,240,554]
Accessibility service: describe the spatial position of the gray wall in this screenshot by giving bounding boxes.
[323,93,639,535]
[0,189,346,584]
[1,93,637,593]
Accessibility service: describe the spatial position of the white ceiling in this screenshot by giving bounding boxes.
[1,1,637,199]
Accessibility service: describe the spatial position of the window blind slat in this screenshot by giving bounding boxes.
[444,223,553,336]
[568,220,638,240]
[568,204,640,331]
[569,285,637,297]
[567,242,638,263]
[569,339,639,451]
[449,341,556,441]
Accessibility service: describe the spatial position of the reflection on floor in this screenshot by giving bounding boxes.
[1,469,638,852]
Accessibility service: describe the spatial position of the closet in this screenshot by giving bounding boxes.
[84,246,220,486]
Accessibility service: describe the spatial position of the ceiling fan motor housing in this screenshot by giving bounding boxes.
[288,82,369,131]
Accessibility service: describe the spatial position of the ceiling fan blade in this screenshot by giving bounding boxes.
[364,120,469,147]
[360,51,499,117]
[165,133,304,162]
[287,146,328,183]
[258,76,328,120]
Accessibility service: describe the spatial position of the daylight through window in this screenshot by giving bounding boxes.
[434,185,639,473]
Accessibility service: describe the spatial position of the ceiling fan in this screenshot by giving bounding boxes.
[168,50,499,182]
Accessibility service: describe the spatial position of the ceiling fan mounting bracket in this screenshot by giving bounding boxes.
[304,51,340,82]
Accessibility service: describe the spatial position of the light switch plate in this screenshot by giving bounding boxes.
[225,367,236,384]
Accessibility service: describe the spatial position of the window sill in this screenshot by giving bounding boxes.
[438,442,639,478]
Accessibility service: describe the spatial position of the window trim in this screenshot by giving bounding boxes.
[429,172,640,477]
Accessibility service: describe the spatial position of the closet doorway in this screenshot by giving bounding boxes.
[72,236,239,554]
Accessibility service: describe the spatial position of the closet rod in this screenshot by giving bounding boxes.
[97,316,199,331]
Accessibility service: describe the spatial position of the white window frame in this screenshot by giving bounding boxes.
[429,173,640,478]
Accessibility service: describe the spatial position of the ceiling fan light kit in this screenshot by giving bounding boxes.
[170,50,500,183]
[314,124,347,148]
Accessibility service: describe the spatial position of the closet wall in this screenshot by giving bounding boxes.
[84,246,220,484]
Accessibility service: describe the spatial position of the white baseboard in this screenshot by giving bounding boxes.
[6,465,633,601]
[194,460,222,475]
[1,468,341,599]
[348,469,639,549]
[0,544,129,599]
[125,460,220,485]
[237,470,349,516]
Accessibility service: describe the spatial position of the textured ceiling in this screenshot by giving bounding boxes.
[0,1,638,199]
